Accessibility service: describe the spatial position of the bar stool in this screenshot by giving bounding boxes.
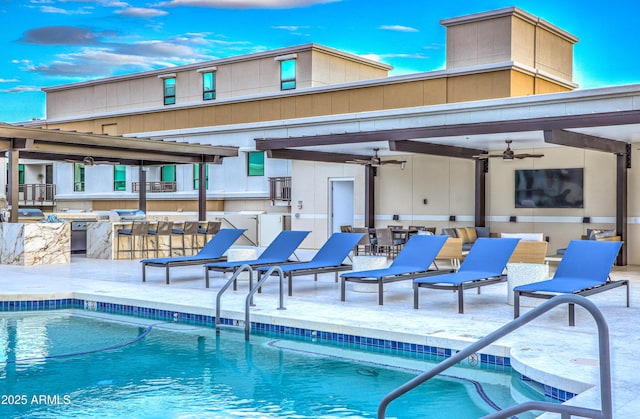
[116,221,150,260]
[148,221,173,257]
[172,221,200,256]
[198,220,221,244]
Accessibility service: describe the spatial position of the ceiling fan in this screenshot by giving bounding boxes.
[346,148,406,168]
[473,140,544,161]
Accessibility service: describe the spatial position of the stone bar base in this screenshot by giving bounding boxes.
[87,222,208,260]
[0,222,70,265]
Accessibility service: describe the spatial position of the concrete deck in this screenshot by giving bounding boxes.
[0,253,637,418]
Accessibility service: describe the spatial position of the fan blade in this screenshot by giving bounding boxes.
[379,159,404,165]
[345,159,370,165]
[514,154,544,159]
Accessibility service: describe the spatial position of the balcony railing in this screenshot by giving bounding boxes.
[5,184,56,206]
[132,181,177,193]
[269,176,291,203]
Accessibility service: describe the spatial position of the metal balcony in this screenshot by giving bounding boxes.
[269,176,291,204]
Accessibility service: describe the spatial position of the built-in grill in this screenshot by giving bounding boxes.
[17,208,45,223]
[109,209,147,222]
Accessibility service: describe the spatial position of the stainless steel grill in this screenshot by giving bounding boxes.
[109,209,146,222]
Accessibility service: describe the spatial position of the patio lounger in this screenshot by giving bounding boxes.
[203,230,310,288]
[514,240,628,326]
[256,232,364,296]
[141,228,245,284]
[340,235,449,305]
[413,238,520,313]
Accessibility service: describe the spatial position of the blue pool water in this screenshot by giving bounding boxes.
[0,310,553,418]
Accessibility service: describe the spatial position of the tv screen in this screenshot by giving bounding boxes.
[515,168,584,208]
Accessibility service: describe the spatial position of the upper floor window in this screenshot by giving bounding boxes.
[73,163,85,192]
[162,76,176,105]
[280,59,296,90]
[193,164,209,189]
[161,165,176,182]
[113,165,126,191]
[247,151,265,177]
[202,71,216,100]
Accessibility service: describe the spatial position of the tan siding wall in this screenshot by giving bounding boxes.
[45,71,570,135]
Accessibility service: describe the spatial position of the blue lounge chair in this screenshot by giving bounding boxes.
[340,235,449,305]
[203,230,310,288]
[256,232,364,296]
[413,238,520,313]
[514,240,628,326]
[141,228,245,284]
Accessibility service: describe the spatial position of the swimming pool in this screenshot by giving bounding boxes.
[0,310,553,418]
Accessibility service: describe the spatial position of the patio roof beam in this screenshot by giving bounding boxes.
[543,129,629,154]
[256,109,640,149]
[267,148,371,163]
[389,140,485,159]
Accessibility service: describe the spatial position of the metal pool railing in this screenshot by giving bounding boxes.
[377,294,613,419]
[215,264,287,340]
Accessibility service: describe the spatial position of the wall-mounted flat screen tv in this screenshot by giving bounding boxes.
[515,168,584,208]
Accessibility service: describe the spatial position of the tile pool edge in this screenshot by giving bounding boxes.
[0,293,580,403]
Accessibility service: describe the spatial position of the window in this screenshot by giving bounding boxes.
[73,163,85,192]
[202,71,216,100]
[163,77,176,105]
[193,164,209,189]
[161,165,176,182]
[113,165,126,191]
[280,59,296,90]
[247,151,265,176]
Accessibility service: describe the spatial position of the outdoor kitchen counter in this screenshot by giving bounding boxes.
[86,221,205,260]
[0,222,70,265]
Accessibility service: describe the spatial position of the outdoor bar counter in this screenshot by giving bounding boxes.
[0,222,70,265]
[87,221,205,260]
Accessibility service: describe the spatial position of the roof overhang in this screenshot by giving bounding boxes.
[0,123,238,166]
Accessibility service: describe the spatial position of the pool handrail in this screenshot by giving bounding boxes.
[377,294,613,419]
[244,265,286,340]
[215,264,287,340]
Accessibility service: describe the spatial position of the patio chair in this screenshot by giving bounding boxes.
[514,240,629,326]
[413,238,520,313]
[340,234,449,305]
[141,228,245,284]
[203,230,310,288]
[255,232,364,296]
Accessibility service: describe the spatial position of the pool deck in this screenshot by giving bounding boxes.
[0,253,638,418]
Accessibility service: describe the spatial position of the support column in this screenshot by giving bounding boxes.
[364,165,376,228]
[7,148,19,223]
[474,159,487,227]
[616,150,628,265]
[198,162,207,221]
[138,166,147,213]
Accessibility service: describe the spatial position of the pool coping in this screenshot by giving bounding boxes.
[0,293,581,403]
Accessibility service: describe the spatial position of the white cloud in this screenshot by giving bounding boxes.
[379,25,419,33]
[0,78,19,83]
[115,7,168,17]
[157,0,339,9]
[39,5,93,14]
[272,25,310,31]
[0,85,41,93]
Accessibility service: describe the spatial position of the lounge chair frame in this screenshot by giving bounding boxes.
[141,229,245,284]
[514,280,629,326]
[513,240,629,326]
[256,232,363,296]
[341,235,449,305]
[203,230,309,288]
[413,238,520,313]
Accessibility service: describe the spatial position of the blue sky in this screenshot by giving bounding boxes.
[1,0,639,123]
